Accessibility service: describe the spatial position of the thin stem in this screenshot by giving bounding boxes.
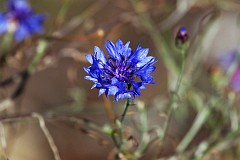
[161,103,174,141]
[54,0,72,30]
[55,0,109,36]
[176,107,210,153]
[120,98,130,123]
[162,49,186,141]
[175,49,185,92]
[134,102,150,159]
[28,40,48,74]
[111,98,131,153]
[111,129,120,149]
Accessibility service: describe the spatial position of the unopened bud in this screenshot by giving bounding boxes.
[175,27,189,48]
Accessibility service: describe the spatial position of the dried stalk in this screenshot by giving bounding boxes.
[32,113,61,160]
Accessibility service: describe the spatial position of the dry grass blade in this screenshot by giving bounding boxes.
[32,113,61,160]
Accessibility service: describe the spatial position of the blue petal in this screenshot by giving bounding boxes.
[25,14,45,33]
[136,65,156,83]
[94,46,106,63]
[135,47,149,59]
[0,13,7,34]
[124,41,130,49]
[115,93,132,101]
[91,56,104,69]
[91,84,97,89]
[132,82,145,95]
[83,67,90,73]
[14,24,29,41]
[98,88,106,96]
[107,86,118,96]
[129,46,149,64]
[136,56,155,68]
[104,40,116,59]
[116,39,124,52]
[85,54,93,64]
[116,39,132,58]
[8,0,31,15]
[125,48,132,58]
[84,76,98,83]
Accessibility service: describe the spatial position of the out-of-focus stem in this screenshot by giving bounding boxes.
[176,107,210,153]
[162,48,186,141]
[55,0,109,36]
[28,39,48,74]
[111,99,131,154]
[32,113,61,160]
[129,0,179,76]
[54,0,72,30]
[134,102,150,159]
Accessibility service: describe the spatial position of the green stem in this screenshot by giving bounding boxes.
[176,107,210,153]
[120,98,130,123]
[54,0,72,30]
[130,0,188,143]
[111,129,120,149]
[134,103,150,158]
[118,99,130,150]
[28,40,48,74]
[162,49,185,141]
[175,49,185,92]
[110,99,131,153]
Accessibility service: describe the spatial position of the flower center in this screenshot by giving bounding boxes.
[103,58,134,83]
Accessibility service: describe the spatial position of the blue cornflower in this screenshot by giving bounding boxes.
[0,0,45,41]
[84,39,157,101]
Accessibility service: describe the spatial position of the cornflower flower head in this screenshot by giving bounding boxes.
[84,39,157,101]
[0,0,45,41]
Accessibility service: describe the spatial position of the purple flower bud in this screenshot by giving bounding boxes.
[175,27,189,47]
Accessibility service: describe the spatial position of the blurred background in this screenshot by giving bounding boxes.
[1,0,240,159]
